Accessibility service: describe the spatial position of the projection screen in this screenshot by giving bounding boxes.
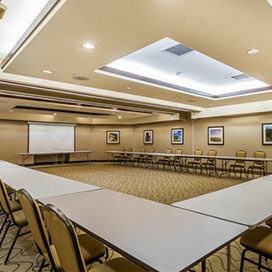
[28,123,75,153]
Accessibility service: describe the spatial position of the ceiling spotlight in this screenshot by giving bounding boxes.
[42,70,53,74]
[0,1,7,20]
[82,42,96,50]
[53,113,57,116]
[9,109,13,112]
[124,86,131,90]
[118,115,122,119]
[247,48,261,55]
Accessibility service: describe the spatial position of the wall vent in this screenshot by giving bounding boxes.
[231,74,250,80]
[164,44,193,56]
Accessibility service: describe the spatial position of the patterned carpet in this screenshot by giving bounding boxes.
[0,163,270,271]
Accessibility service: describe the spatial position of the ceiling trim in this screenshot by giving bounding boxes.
[98,66,272,100]
[1,0,62,70]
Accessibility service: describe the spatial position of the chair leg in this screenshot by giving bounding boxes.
[38,258,46,272]
[0,220,11,247]
[240,249,247,272]
[258,255,262,270]
[4,225,23,264]
[0,214,8,236]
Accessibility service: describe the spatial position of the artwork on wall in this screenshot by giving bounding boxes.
[171,128,184,145]
[143,130,153,145]
[106,131,120,144]
[208,126,224,145]
[262,123,272,145]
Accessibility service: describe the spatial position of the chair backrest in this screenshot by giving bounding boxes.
[126,147,133,152]
[236,150,247,158]
[42,204,86,272]
[208,150,217,156]
[120,147,126,152]
[165,148,172,154]
[254,151,266,159]
[0,179,11,215]
[139,148,146,153]
[18,189,57,271]
[148,148,155,153]
[175,149,183,155]
[194,149,203,156]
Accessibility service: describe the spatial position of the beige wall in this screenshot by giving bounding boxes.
[0,120,28,164]
[0,114,271,165]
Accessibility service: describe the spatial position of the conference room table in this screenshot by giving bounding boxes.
[106,151,272,176]
[0,161,100,199]
[19,150,93,166]
[40,189,247,272]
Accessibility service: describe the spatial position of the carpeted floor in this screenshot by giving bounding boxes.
[0,163,270,271]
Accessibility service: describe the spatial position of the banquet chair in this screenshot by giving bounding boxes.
[247,151,266,178]
[229,150,247,179]
[202,150,217,175]
[144,148,156,168]
[133,148,146,167]
[0,179,29,264]
[124,147,133,165]
[187,150,203,173]
[42,204,145,272]
[113,147,126,165]
[240,226,272,271]
[170,149,183,171]
[157,148,172,169]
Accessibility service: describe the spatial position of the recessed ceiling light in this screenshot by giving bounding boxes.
[9,109,13,112]
[82,42,96,50]
[42,70,53,74]
[247,48,261,55]
[53,113,57,116]
[124,86,131,90]
[118,115,122,119]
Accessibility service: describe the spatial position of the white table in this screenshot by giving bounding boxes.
[0,164,100,199]
[40,189,247,272]
[172,175,272,227]
[0,160,19,168]
[19,150,93,166]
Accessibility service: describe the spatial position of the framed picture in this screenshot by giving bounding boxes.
[171,128,184,145]
[208,126,224,145]
[143,130,153,145]
[106,131,120,144]
[262,123,272,145]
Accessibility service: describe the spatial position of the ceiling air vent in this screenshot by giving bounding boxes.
[231,74,250,80]
[164,44,193,56]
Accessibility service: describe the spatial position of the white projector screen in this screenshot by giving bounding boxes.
[28,123,75,153]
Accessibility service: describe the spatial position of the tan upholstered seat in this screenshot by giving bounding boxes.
[247,151,266,178]
[241,227,272,255]
[0,179,28,265]
[187,149,203,173]
[78,234,105,263]
[240,226,272,271]
[229,150,247,178]
[91,257,145,272]
[266,218,272,228]
[42,204,106,272]
[202,150,217,175]
[157,148,172,169]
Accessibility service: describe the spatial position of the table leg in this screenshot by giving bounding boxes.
[201,259,206,272]
[219,159,230,178]
[227,243,231,272]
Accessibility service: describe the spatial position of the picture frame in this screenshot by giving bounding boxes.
[208,126,224,145]
[171,128,184,145]
[106,131,120,144]
[143,130,153,145]
[262,123,272,145]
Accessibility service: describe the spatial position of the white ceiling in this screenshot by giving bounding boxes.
[99,37,268,96]
[0,0,50,63]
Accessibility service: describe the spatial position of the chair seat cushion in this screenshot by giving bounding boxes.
[78,233,105,262]
[9,199,21,212]
[240,226,272,255]
[12,209,27,225]
[266,218,272,227]
[91,257,145,272]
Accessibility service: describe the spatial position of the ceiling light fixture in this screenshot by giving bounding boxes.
[118,115,122,119]
[42,70,53,74]
[82,42,96,50]
[124,86,131,90]
[247,48,261,55]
